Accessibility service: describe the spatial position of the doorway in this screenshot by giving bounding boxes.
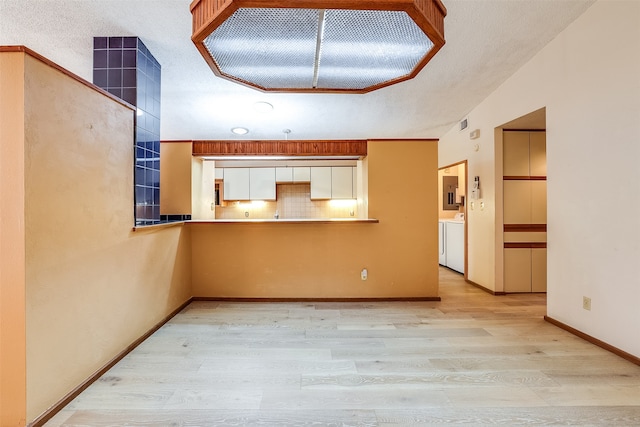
[438,160,468,279]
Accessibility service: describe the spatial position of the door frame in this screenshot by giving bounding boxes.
[438,159,468,279]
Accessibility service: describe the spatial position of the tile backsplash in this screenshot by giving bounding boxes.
[215,184,357,220]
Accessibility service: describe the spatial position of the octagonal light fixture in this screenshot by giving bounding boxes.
[190,0,446,93]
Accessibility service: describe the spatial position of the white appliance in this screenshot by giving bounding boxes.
[438,217,465,274]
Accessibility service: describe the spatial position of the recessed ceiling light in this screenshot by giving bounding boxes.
[231,127,249,135]
[254,102,274,113]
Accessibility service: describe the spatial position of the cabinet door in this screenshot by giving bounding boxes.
[531,181,547,224]
[503,181,532,224]
[331,167,353,199]
[503,131,531,176]
[293,167,311,182]
[249,168,276,200]
[504,248,532,292]
[352,166,357,199]
[445,222,464,273]
[275,167,293,183]
[529,132,547,176]
[223,168,250,200]
[310,167,332,199]
[531,248,547,292]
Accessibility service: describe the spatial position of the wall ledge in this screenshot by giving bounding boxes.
[132,221,185,232]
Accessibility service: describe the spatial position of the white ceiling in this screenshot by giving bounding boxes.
[0,0,594,141]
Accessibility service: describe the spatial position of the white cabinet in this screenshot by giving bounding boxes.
[293,167,311,182]
[223,168,250,200]
[223,168,275,200]
[310,166,355,199]
[331,167,353,199]
[310,167,332,199]
[352,166,358,198]
[275,167,293,183]
[249,168,276,200]
[445,221,464,273]
[214,167,224,180]
[439,220,464,274]
[277,167,311,183]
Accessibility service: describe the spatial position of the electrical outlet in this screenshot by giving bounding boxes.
[361,268,368,281]
[583,296,591,311]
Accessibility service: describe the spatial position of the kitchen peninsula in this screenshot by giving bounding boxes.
[160,139,439,300]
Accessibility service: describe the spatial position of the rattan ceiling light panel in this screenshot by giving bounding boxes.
[190,0,446,93]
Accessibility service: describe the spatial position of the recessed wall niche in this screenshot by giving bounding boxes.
[93,36,161,225]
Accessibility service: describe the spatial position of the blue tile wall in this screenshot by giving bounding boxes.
[93,36,161,225]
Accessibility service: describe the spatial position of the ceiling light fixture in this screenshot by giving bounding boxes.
[190,0,446,93]
[231,127,249,135]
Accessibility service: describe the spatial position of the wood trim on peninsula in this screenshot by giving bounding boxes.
[190,140,368,157]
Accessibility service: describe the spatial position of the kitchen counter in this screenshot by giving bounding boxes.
[188,218,379,224]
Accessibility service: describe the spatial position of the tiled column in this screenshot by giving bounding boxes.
[93,36,161,225]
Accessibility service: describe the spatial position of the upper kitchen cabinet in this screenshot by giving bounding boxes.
[223,168,250,200]
[223,168,276,200]
[310,167,332,199]
[352,167,358,198]
[310,166,355,199]
[214,167,224,180]
[275,167,293,183]
[277,166,311,183]
[250,168,276,200]
[293,167,311,182]
[331,167,353,199]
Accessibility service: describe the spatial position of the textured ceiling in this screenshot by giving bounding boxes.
[0,0,595,140]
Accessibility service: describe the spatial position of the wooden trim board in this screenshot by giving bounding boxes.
[29,298,193,427]
[465,279,506,296]
[545,316,640,366]
[192,296,442,302]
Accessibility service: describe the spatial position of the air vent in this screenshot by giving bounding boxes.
[459,118,468,131]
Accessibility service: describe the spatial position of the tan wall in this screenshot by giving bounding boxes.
[0,52,27,427]
[13,52,193,422]
[191,140,439,298]
[160,141,193,215]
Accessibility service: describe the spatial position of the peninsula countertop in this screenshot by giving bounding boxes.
[187,218,379,224]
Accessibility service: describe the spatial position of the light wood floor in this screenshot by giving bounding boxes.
[46,268,640,426]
